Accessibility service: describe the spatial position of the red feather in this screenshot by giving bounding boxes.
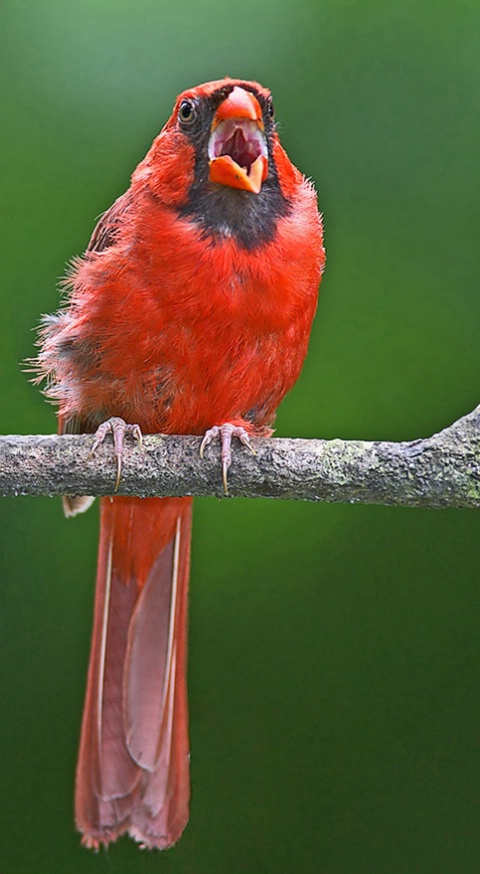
[75,497,192,848]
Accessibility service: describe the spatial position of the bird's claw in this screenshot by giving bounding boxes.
[200,423,256,495]
[88,416,143,492]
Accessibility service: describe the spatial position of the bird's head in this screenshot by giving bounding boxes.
[182,82,269,194]
[133,78,301,249]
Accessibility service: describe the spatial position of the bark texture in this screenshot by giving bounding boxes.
[1,405,479,508]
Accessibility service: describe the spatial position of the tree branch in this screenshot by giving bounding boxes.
[1,405,479,508]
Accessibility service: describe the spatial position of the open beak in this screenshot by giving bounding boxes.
[208,86,268,194]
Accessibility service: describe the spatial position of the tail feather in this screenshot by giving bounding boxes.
[75,495,193,849]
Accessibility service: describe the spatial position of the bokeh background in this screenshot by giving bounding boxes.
[1,0,480,871]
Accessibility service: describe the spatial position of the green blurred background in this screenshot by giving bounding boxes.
[1,0,480,871]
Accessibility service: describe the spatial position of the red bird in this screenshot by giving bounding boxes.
[36,78,325,850]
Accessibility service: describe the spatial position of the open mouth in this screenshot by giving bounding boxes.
[208,118,268,194]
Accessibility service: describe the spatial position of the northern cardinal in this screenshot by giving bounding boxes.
[35,78,325,850]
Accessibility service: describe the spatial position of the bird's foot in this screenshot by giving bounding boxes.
[200,423,256,495]
[88,416,143,492]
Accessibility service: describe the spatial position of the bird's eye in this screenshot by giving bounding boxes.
[267,100,275,120]
[179,100,196,125]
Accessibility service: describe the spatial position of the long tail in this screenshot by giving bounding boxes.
[75,495,193,850]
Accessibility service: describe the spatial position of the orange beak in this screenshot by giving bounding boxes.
[208,87,268,195]
[212,86,263,127]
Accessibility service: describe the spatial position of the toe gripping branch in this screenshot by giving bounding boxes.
[88,417,143,492]
[88,417,255,496]
[199,423,256,495]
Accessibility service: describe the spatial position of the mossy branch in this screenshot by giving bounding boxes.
[0,405,479,508]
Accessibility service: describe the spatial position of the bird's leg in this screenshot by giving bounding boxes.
[88,416,143,491]
[199,423,256,495]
